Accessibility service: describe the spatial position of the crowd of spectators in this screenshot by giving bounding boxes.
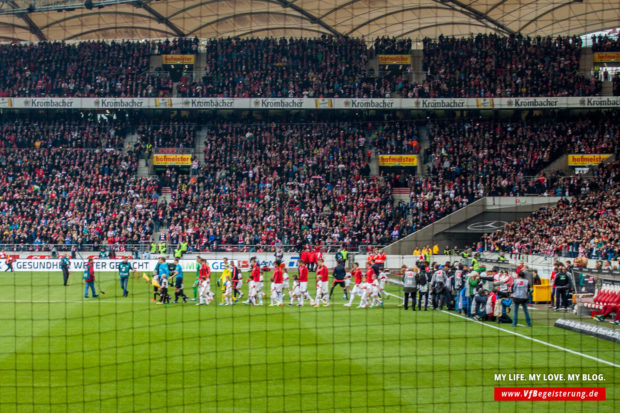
[483,162,619,259]
[614,73,620,96]
[370,121,421,154]
[387,172,475,238]
[156,121,405,251]
[370,37,412,55]
[0,111,617,254]
[377,115,618,245]
[0,116,127,148]
[591,35,620,52]
[0,148,159,249]
[0,34,613,99]
[177,36,384,98]
[136,121,196,151]
[422,34,600,97]
[0,41,172,97]
[152,37,199,55]
[425,115,619,196]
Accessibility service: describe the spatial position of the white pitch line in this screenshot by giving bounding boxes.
[0,299,143,304]
[441,310,620,369]
[0,299,389,307]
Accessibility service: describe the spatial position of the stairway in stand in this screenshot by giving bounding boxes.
[160,187,172,202]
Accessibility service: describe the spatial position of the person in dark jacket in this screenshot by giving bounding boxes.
[416,269,430,310]
[61,256,71,286]
[84,258,98,298]
[554,266,571,311]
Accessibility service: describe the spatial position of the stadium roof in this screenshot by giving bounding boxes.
[0,0,618,43]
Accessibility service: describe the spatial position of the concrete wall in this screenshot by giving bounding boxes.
[542,154,571,175]
[383,196,564,255]
[149,55,163,70]
[383,198,486,255]
[579,47,593,77]
[485,196,564,213]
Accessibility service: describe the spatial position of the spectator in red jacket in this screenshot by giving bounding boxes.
[308,250,317,273]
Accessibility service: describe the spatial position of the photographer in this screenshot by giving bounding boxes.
[472,288,488,320]
[466,271,481,317]
[431,264,449,310]
[454,264,468,315]
[494,270,513,318]
[401,266,417,311]
[511,271,532,327]
[416,268,430,311]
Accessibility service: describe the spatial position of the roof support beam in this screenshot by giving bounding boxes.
[233,26,331,38]
[346,6,453,35]
[519,2,574,33]
[136,0,186,37]
[396,21,494,38]
[65,25,175,40]
[320,0,362,19]
[39,11,160,31]
[486,0,511,16]
[275,0,341,36]
[522,7,620,35]
[188,11,309,36]
[7,0,46,41]
[437,0,514,35]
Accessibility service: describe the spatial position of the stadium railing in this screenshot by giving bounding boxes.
[0,243,385,255]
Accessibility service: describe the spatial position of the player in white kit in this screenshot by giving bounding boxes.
[224,276,233,305]
[197,257,214,306]
[289,275,301,306]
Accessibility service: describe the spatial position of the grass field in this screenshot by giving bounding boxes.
[0,271,618,412]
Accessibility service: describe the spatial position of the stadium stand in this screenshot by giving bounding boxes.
[0,111,616,254]
[422,34,600,97]
[135,120,196,151]
[370,37,413,55]
[0,35,613,99]
[591,35,620,52]
[0,116,128,148]
[0,116,160,249]
[425,115,619,195]
[152,37,200,55]
[0,41,173,98]
[482,162,619,259]
[1,0,619,409]
[159,121,396,251]
[381,114,618,248]
[0,147,159,248]
[178,37,377,98]
[0,35,616,254]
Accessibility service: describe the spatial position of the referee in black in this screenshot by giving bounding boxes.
[330,260,349,300]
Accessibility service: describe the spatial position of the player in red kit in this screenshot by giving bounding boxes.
[314,258,330,307]
[297,260,313,306]
[345,262,364,307]
[270,261,284,306]
[359,264,375,308]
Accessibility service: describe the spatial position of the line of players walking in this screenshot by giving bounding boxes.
[149,256,390,308]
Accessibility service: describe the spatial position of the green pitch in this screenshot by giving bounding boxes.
[0,272,617,412]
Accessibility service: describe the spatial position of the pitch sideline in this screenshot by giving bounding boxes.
[441,310,620,368]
